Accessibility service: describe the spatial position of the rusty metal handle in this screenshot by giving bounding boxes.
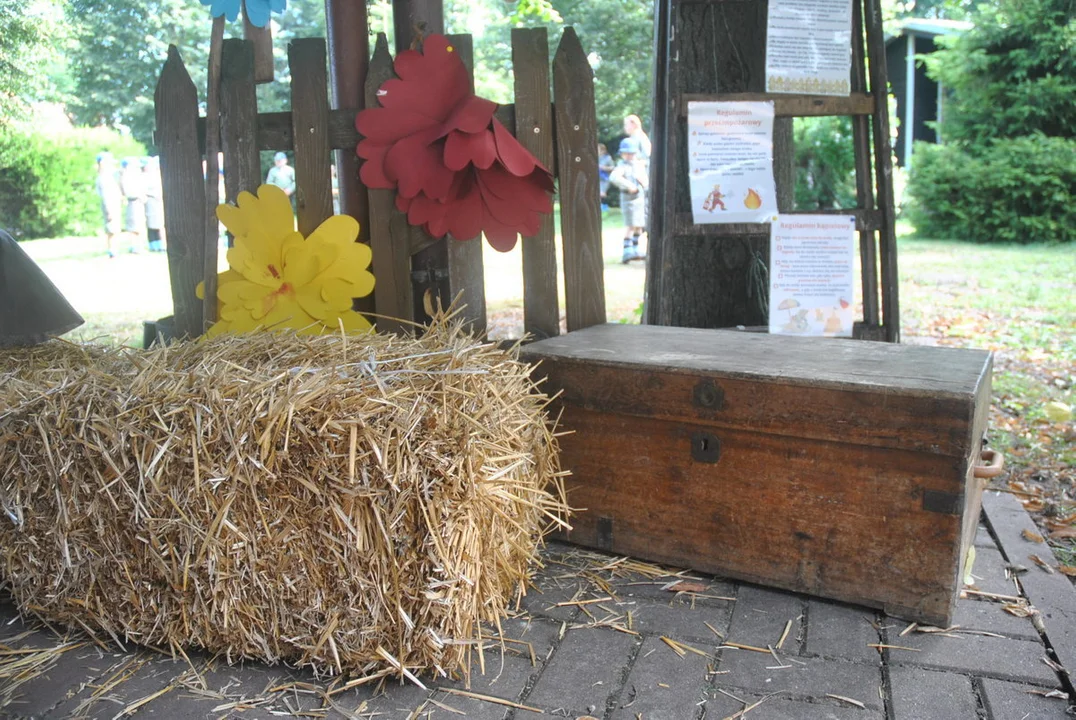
[974,449,1005,479]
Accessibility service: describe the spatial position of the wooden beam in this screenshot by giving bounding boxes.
[199,105,521,154]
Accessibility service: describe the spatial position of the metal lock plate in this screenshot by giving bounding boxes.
[691,432,721,463]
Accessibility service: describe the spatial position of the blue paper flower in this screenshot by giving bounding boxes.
[244,0,286,27]
[200,0,285,27]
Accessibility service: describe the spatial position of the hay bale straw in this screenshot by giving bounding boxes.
[0,322,568,681]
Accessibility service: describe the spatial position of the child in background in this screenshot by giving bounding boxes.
[609,137,648,263]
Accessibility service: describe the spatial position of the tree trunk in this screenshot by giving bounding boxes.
[645,0,795,329]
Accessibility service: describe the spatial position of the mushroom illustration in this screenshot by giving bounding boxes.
[778,297,800,320]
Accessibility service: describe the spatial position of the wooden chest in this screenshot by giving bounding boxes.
[520,324,993,625]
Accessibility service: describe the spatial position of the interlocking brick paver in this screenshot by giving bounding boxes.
[3,502,1074,720]
[705,689,885,720]
[716,650,883,709]
[495,615,563,662]
[610,635,711,720]
[610,575,738,605]
[423,692,513,719]
[616,596,732,644]
[805,599,880,662]
[967,546,1021,597]
[890,631,1058,685]
[438,652,536,700]
[975,524,998,549]
[330,680,430,719]
[526,626,636,714]
[5,641,122,718]
[517,576,586,622]
[889,666,979,720]
[984,492,1076,686]
[951,598,1039,641]
[980,678,1074,720]
[726,584,803,648]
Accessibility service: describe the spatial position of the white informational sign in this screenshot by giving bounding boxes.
[687,101,778,225]
[766,0,853,96]
[769,215,856,337]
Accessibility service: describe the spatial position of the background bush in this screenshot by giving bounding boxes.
[0,125,145,239]
[908,135,1076,244]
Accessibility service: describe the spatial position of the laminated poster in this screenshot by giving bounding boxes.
[766,0,853,96]
[687,101,778,225]
[769,214,856,337]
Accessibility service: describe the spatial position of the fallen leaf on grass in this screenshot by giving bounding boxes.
[1043,401,1073,423]
[1022,529,1045,543]
[1059,566,1076,577]
[1049,527,1076,539]
[1029,555,1055,574]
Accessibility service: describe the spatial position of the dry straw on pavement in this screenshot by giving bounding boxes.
[0,320,569,684]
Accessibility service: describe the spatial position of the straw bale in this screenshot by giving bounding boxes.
[0,322,568,681]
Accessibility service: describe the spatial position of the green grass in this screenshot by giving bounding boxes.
[896,237,1076,475]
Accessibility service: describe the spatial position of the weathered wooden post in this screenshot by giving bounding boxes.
[154,47,206,340]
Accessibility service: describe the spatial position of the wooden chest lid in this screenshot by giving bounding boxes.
[521,324,993,457]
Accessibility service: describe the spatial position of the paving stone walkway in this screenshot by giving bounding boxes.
[1,492,1073,720]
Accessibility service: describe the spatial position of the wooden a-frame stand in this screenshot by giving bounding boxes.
[644,0,900,342]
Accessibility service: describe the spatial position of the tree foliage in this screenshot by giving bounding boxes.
[924,0,1076,145]
[0,1,66,121]
[552,0,654,143]
[908,0,1076,243]
[793,116,857,211]
[65,0,211,148]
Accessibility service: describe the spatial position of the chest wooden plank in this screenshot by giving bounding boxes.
[521,324,993,626]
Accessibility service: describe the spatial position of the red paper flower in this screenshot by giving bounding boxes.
[355,34,554,252]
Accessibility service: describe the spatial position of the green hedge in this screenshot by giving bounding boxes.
[0,125,145,239]
[907,135,1076,244]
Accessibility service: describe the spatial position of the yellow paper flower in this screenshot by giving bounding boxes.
[197,184,375,337]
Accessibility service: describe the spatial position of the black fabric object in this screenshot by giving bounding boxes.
[0,230,84,346]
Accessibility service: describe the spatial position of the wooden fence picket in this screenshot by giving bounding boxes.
[553,28,606,332]
[155,46,206,340]
[445,33,487,336]
[513,27,560,340]
[364,33,415,335]
[220,39,261,206]
[290,39,334,236]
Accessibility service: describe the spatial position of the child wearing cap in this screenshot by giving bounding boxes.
[609,137,648,263]
[266,151,296,200]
